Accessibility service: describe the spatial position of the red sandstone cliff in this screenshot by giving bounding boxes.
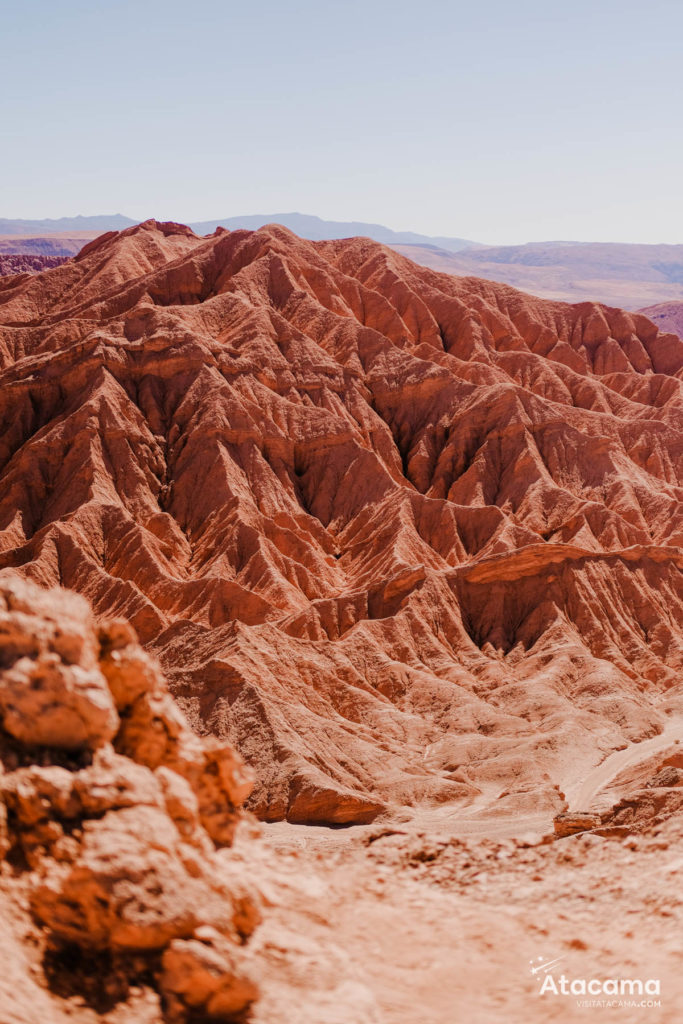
[2,219,683,824]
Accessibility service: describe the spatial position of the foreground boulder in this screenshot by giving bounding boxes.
[0,581,118,751]
[0,576,261,1022]
[599,786,683,835]
[553,812,602,838]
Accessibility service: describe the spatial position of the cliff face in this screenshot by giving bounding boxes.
[2,219,683,823]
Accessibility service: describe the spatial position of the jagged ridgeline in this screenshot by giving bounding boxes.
[2,219,683,824]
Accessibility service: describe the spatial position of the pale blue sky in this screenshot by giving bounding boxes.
[2,0,681,243]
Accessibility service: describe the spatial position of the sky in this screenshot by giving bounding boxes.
[1,0,682,245]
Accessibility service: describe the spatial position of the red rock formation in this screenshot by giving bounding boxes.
[2,219,683,824]
[0,254,70,277]
[0,575,262,1022]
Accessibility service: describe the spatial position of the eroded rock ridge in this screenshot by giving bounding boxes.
[2,220,683,822]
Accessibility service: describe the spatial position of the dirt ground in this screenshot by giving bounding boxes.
[2,729,682,1024]
[252,811,683,1024]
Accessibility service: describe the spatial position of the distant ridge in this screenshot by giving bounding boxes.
[0,212,480,253]
[0,214,136,235]
[188,212,481,253]
[2,214,681,308]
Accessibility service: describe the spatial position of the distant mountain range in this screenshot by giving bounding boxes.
[0,214,135,236]
[0,213,480,254]
[190,213,482,252]
[1,213,682,310]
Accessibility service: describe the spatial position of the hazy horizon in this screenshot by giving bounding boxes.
[2,0,682,245]
[3,210,683,250]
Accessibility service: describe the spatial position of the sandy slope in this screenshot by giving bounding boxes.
[569,719,683,811]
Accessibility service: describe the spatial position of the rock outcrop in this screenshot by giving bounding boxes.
[0,575,261,1023]
[646,764,683,787]
[2,219,683,823]
[600,787,683,834]
[0,254,69,277]
[553,812,602,838]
